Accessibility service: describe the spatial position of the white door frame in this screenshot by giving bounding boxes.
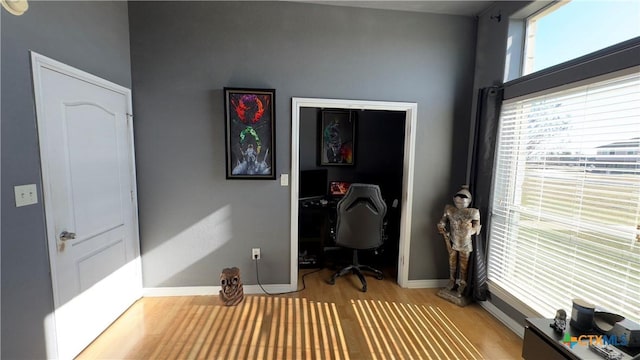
[31,52,142,359]
[290,97,417,289]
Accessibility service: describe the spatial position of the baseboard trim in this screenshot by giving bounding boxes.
[143,284,295,297]
[404,279,449,288]
[144,280,449,295]
[144,286,218,297]
[479,300,525,338]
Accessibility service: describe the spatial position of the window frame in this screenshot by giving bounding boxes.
[503,1,640,87]
[521,1,568,76]
[503,1,552,82]
[504,38,640,101]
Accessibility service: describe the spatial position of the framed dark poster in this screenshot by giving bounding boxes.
[320,110,355,166]
[224,88,276,179]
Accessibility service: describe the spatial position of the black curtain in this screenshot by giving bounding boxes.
[465,86,503,301]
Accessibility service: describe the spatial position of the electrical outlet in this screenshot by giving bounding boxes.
[252,248,261,260]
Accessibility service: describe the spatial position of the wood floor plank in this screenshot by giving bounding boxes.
[77,268,522,359]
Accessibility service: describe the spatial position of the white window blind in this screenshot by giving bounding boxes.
[488,70,640,323]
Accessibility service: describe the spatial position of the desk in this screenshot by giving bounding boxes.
[523,318,639,360]
[298,199,338,268]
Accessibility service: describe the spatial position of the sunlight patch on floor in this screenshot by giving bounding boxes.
[142,295,484,360]
[351,299,484,360]
[147,296,349,359]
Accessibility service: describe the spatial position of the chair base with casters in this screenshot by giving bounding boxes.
[327,249,383,292]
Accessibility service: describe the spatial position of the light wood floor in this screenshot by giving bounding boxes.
[77,268,522,359]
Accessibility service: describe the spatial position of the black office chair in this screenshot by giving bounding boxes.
[327,183,387,292]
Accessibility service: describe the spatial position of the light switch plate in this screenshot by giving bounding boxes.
[15,184,38,207]
[280,174,289,186]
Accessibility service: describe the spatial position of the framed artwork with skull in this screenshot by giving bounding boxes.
[224,87,276,179]
[320,110,355,166]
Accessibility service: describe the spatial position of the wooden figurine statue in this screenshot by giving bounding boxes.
[219,267,244,306]
[437,185,481,303]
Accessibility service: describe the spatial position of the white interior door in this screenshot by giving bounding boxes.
[31,52,142,360]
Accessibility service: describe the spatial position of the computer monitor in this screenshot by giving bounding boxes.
[299,169,328,200]
[329,181,351,196]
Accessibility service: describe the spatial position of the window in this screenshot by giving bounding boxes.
[505,0,640,80]
[488,69,640,323]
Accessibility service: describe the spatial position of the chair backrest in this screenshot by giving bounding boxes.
[335,183,387,250]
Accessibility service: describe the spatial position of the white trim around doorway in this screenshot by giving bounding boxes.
[290,97,418,290]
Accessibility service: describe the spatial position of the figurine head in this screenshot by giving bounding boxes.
[219,267,244,306]
[220,267,241,296]
[453,185,472,209]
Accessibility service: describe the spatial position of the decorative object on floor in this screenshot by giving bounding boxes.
[224,88,276,179]
[320,110,355,166]
[1,0,28,15]
[570,298,595,331]
[551,309,567,333]
[219,267,244,306]
[436,185,481,306]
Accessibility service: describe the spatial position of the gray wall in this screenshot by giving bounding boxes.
[470,1,531,95]
[128,1,477,286]
[1,2,132,358]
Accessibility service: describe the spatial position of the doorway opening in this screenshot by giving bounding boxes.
[290,98,417,290]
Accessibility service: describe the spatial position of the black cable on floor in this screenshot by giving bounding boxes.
[254,259,322,295]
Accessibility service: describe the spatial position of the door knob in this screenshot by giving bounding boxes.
[58,231,76,252]
[59,231,76,241]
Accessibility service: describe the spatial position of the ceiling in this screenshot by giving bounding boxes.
[297,1,496,17]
